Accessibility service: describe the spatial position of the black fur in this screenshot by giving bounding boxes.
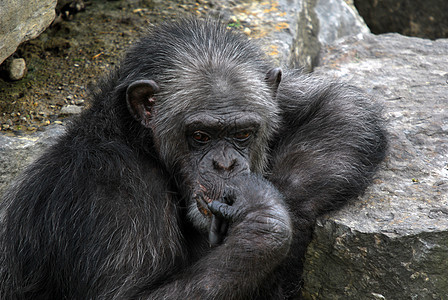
[0,18,387,299]
[269,70,387,296]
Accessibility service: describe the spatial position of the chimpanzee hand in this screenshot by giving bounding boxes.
[207,187,237,246]
[208,174,292,251]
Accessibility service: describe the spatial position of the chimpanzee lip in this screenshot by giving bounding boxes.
[193,181,224,216]
[194,193,213,217]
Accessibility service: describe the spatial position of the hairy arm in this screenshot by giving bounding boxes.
[267,70,387,295]
[269,70,387,218]
[136,175,292,300]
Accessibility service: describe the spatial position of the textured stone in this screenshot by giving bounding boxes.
[207,0,368,70]
[6,58,27,80]
[315,0,369,44]
[0,0,57,64]
[302,33,448,299]
[288,0,369,70]
[0,125,65,197]
[60,105,82,115]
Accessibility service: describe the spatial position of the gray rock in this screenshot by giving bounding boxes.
[264,0,369,70]
[287,0,369,70]
[6,58,27,80]
[74,99,85,106]
[315,0,369,45]
[302,33,448,299]
[208,0,368,70]
[0,125,66,197]
[60,105,83,115]
[0,0,57,64]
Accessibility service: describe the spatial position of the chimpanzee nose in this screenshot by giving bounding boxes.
[213,158,237,172]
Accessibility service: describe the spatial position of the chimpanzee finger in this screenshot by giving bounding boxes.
[219,217,229,236]
[208,215,229,246]
[208,201,236,220]
[209,215,221,246]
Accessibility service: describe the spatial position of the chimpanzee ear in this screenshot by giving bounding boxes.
[265,67,282,94]
[126,79,160,128]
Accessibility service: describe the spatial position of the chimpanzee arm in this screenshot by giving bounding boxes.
[104,175,291,300]
[267,70,387,295]
[270,70,387,217]
[135,175,291,300]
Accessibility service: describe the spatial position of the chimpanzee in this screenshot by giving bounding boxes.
[0,18,387,299]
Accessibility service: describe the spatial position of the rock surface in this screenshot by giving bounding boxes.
[302,33,448,299]
[60,104,82,115]
[5,58,27,81]
[288,0,369,70]
[0,0,57,64]
[211,0,368,70]
[0,125,65,197]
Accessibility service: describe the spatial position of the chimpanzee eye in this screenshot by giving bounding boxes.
[192,131,211,143]
[234,131,251,141]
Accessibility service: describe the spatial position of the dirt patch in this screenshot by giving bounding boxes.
[0,0,217,135]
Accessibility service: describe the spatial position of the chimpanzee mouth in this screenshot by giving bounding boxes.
[194,193,212,217]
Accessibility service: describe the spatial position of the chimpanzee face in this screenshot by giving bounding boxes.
[182,111,262,222]
[125,67,281,231]
[185,112,261,176]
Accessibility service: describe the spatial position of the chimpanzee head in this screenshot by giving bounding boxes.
[123,18,282,230]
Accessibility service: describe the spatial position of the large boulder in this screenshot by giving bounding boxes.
[302,33,448,298]
[0,0,57,64]
[288,0,369,70]
[210,0,369,70]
